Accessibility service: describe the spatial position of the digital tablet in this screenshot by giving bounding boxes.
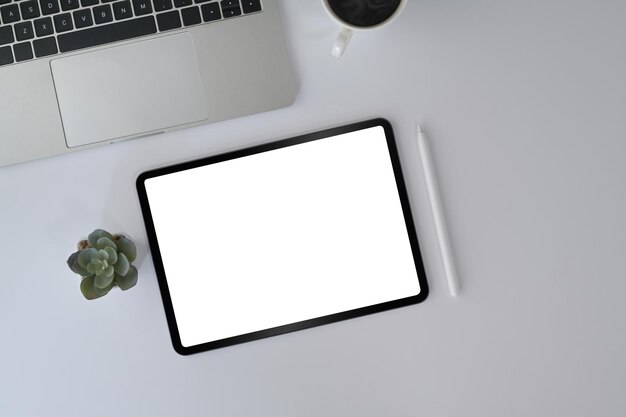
[137,118,428,355]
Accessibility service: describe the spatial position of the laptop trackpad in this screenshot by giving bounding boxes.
[51,33,208,148]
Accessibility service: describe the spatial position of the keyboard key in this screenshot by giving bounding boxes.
[54,12,73,32]
[0,0,10,5]
[220,0,237,7]
[39,0,60,15]
[241,0,260,14]
[60,0,79,10]
[200,2,219,21]
[80,0,98,6]
[14,21,34,41]
[173,0,190,7]
[57,15,156,52]
[34,17,54,36]
[33,36,57,57]
[194,0,211,3]
[1,4,20,24]
[0,26,14,46]
[112,0,132,19]
[180,6,199,26]
[222,6,240,17]
[132,0,151,15]
[0,45,13,66]
[73,8,93,28]
[152,0,171,12]
[20,0,41,20]
[13,41,33,61]
[156,10,180,31]
[93,4,112,23]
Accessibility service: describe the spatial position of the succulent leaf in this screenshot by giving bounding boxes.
[105,265,115,278]
[115,266,138,291]
[98,249,109,261]
[116,237,137,262]
[80,277,100,300]
[80,276,112,300]
[96,282,113,296]
[96,237,117,251]
[67,251,92,277]
[94,259,107,275]
[77,248,99,269]
[88,229,114,248]
[114,253,130,276]
[94,268,115,289]
[104,246,118,264]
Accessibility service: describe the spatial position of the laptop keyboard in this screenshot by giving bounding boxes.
[0,0,261,66]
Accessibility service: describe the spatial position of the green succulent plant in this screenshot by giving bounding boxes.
[67,229,138,300]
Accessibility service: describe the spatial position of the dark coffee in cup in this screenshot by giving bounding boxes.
[327,0,403,28]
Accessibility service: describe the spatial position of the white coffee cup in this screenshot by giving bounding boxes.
[322,0,407,58]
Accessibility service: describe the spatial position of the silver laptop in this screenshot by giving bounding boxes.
[0,0,296,167]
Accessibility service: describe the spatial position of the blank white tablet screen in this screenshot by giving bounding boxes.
[144,126,421,348]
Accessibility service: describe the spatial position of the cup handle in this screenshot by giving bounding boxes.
[332,27,353,58]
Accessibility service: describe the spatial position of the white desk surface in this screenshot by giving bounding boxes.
[2,1,626,416]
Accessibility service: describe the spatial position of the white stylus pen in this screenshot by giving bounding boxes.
[416,123,460,297]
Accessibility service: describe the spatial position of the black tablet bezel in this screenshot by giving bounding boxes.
[136,118,429,355]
